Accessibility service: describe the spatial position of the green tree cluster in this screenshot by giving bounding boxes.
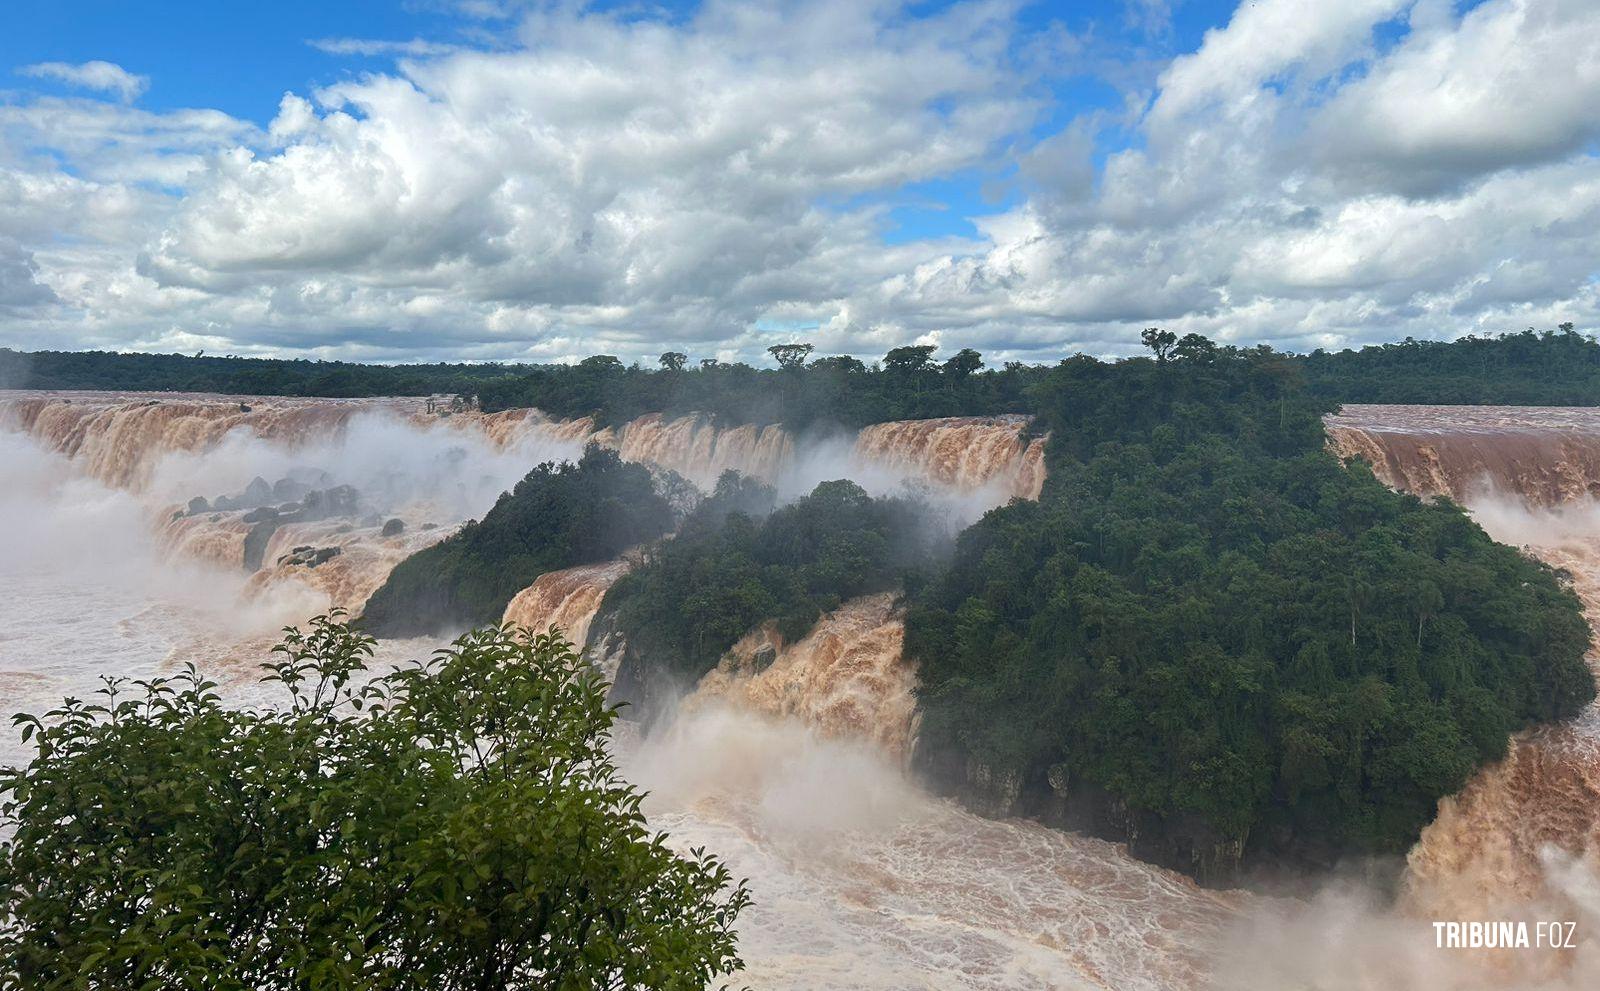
[0,616,748,990]
[1301,325,1600,404]
[10,323,1600,419]
[600,474,936,681]
[470,346,1044,431]
[362,447,672,637]
[0,348,523,399]
[906,342,1596,877]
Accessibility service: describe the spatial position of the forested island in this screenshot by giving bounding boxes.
[905,340,1594,881]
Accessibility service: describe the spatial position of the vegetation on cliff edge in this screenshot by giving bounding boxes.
[905,336,1596,877]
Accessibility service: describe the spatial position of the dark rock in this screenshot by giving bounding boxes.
[287,466,333,488]
[277,545,343,568]
[592,610,681,732]
[186,496,210,515]
[239,403,252,412]
[242,476,273,506]
[420,522,438,531]
[243,519,280,572]
[272,477,311,502]
[381,518,405,537]
[241,506,279,524]
[323,485,360,515]
[170,509,184,522]
[912,740,1252,887]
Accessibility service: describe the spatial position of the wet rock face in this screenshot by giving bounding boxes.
[912,740,1252,888]
[277,545,343,568]
[588,610,680,730]
[750,643,777,673]
[381,518,405,537]
[272,477,311,503]
[242,476,273,505]
[243,519,278,573]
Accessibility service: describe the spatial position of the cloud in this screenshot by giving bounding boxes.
[871,0,1600,356]
[18,60,149,102]
[130,0,1037,355]
[1122,0,1177,37]
[1308,0,1600,195]
[0,238,57,309]
[307,38,465,58]
[0,0,1596,364]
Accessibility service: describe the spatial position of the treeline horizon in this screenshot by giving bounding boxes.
[4,324,1599,427]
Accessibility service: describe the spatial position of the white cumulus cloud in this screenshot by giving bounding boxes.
[18,60,149,102]
[0,0,1596,364]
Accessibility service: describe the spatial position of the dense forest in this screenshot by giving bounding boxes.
[904,335,1596,881]
[1301,325,1600,404]
[8,325,1600,422]
[598,473,937,682]
[0,347,524,399]
[470,347,1045,429]
[361,447,672,637]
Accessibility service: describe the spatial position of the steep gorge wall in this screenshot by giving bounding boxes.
[3,390,1048,506]
[501,557,633,651]
[852,416,1046,502]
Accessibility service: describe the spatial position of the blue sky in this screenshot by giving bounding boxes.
[1,0,1596,364]
[3,1,1234,244]
[3,2,1233,122]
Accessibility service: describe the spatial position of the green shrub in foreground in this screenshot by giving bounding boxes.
[0,616,748,990]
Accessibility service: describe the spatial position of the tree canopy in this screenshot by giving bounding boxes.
[599,473,938,682]
[10,323,1600,419]
[0,616,748,990]
[906,343,1596,879]
[1300,325,1600,405]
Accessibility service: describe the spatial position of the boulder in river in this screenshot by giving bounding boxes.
[277,545,343,568]
[272,477,311,503]
[242,476,273,506]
